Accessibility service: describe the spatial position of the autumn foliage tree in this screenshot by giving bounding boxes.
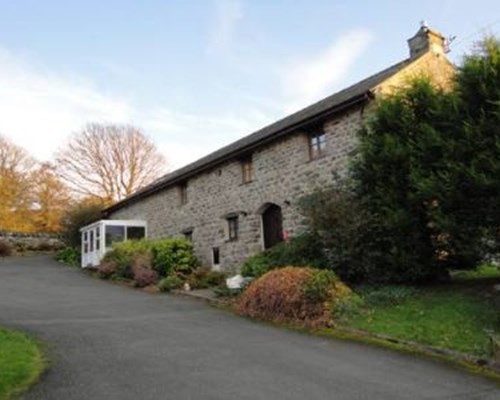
[32,163,71,233]
[0,135,36,232]
[56,123,167,204]
[0,135,72,233]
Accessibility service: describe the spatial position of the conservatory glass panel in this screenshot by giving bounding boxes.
[127,226,146,240]
[105,225,125,248]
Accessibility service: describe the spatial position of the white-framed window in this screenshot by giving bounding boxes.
[309,130,326,159]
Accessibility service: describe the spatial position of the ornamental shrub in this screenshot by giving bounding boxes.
[100,238,197,281]
[186,268,227,289]
[236,267,353,327]
[97,261,117,279]
[133,268,159,288]
[55,247,80,266]
[158,275,184,292]
[151,239,197,277]
[131,253,158,287]
[241,234,326,278]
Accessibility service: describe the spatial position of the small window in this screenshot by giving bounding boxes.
[309,130,326,160]
[241,158,254,183]
[212,247,220,266]
[183,230,193,241]
[127,226,145,240]
[96,227,100,250]
[179,182,188,205]
[89,230,94,252]
[227,216,238,241]
[83,231,88,253]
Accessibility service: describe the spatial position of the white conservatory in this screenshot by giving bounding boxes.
[80,220,147,268]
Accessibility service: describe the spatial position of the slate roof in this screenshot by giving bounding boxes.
[105,55,416,214]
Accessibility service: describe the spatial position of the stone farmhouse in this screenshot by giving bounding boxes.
[103,25,455,271]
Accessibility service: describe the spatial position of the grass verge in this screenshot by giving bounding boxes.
[342,265,500,358]
[0,328,46,400]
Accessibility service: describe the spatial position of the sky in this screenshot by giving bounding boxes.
[1,1,500,170]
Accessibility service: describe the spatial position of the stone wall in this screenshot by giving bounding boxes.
[0,232,64,253]
[109,107,363,271]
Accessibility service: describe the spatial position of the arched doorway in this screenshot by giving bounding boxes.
[261,203,283,249]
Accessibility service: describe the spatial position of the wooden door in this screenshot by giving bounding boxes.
[262,204,283,249]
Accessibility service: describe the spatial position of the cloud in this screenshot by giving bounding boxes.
[0,46,274,169]
[282,29,373,112]
[0,48,133,161]
[144,106,273,168]
[207,0,243,55]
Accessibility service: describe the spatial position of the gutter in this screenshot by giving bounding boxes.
[104,92,371,215]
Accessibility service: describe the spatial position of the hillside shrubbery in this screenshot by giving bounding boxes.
[236,267,355,327]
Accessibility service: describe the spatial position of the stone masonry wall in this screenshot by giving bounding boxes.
[109,107,364,271]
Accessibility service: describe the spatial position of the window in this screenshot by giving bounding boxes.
[241,158,254,183]
[83,231,88,254]
[105,225,125,248]
[309,130,326,160]
[89,230,94,252]
[212,247,220,266]
[179,182,188,205]
[227,216,238,241]
[95,227,100,250]
[127,226,146,240]
[183,230,193,241]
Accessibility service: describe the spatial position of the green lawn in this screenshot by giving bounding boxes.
[346,266,500,357]
[0,328,45,400]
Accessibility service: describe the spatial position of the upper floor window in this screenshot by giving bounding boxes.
[241,158,254,184]
[309,130,326,160]
[179,182,188,205]
[227,216,239,241]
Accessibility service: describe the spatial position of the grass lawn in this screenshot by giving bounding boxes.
[345,265,500,357]
[0,328,45,400]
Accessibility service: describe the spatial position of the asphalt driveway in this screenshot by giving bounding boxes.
[0,256,498,400]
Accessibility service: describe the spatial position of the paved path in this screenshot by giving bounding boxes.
[0,256,498,400]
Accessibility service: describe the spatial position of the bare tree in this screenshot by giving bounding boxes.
[0,134,36,232]
[56,123,167,204]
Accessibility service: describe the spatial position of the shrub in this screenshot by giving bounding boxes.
[303,270,338,302]
[158,275,184,292]
[131,253,158,287]
[151,239,197,277]
[0,241,13,257]
[100,238,197,281]
[133,268,159,288]
[236,267,353,327]
[240,253,270,278]
[241,234,326,278]
[55,247,80,266]
[187,268,227,289]
[298,183,377,283]
[97,261,117,279]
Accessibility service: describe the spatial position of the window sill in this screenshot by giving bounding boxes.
[307,153,327,163]
[240,180,255,186]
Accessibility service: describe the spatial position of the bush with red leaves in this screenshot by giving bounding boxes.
[236,267,352,327]
[97,261,116,279]
[133,268,159,288]
[132,253,158,287]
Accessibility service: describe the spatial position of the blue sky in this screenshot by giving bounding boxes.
[1,1,499,168]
